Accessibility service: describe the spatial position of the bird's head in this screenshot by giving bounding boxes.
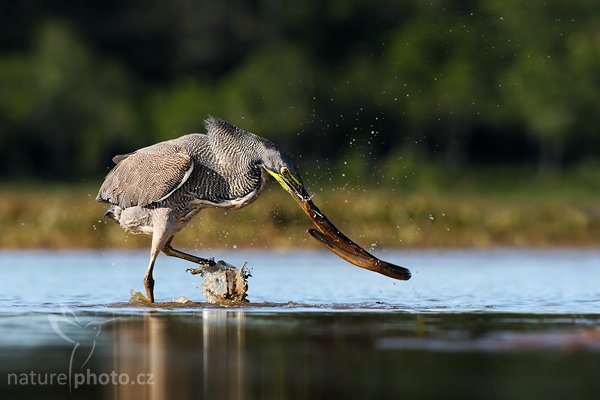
[261,148,310,204]
[259,144,411,281]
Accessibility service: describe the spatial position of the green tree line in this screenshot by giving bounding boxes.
[0,0,598,180]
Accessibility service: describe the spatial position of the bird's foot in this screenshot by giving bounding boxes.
[129,289,152,305]
[186,266,204,275]
[186,258,217,275]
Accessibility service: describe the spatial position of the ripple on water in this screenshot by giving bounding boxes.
[0,248,599,313]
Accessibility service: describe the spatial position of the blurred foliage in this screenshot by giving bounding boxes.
[2,177,600,249]
[0,0,599,180]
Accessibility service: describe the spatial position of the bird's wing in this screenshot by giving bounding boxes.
[97,147,193,208]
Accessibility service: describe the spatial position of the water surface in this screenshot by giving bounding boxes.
[2,248,599,312]
[0,249,599,399]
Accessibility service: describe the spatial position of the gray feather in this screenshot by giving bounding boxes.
[97,117,293,224]
[97,146,193,208]
[112,154,130,164]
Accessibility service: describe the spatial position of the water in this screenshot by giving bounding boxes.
[1,249,599,399]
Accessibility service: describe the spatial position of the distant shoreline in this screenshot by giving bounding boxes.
[1,181,599,249]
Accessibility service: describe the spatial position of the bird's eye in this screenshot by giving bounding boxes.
[280,166,290,176]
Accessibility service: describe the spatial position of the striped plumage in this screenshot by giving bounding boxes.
[97,117,302,302]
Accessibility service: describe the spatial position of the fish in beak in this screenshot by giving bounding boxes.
[266,168,411,281]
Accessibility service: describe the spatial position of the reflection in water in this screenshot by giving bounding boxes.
[202,310,246,400]
[1,311,600,399]
[97,311,600,399]
[109,311,246,400]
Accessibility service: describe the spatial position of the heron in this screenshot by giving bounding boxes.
[97,117,410,302]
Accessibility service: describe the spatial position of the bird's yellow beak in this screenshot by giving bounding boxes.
[265,168,310,203]
[267,168,411,281]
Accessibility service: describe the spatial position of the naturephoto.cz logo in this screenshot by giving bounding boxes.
[6,305,154,391]
[7,369,154,389]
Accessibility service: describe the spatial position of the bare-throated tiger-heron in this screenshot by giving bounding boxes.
[97,117,410,302]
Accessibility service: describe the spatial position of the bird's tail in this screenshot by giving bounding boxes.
[104,205,122,222]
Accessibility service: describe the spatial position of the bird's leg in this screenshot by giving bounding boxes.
[162,236,216,274]
[144,249,159,303]
[144,211,174,303]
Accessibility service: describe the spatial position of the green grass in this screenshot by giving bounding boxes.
[1,164,600,249]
